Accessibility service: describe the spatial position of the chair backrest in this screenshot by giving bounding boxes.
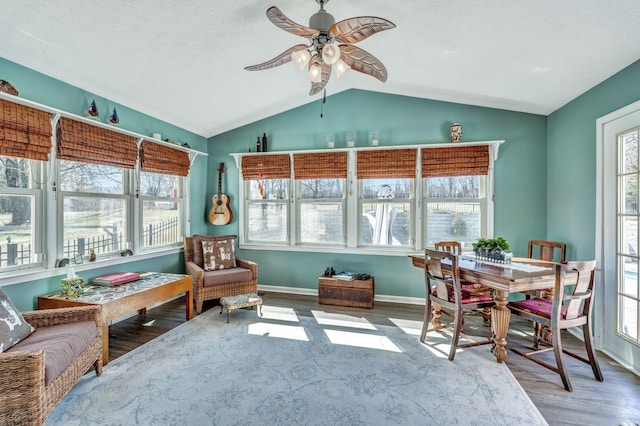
[553,260,596,324]
[184,236,194,262]
[435,241,462,255]
[528,240,567,263]
[425,248,461,305]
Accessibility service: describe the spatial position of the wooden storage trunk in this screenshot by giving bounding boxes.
[318,276,374,309]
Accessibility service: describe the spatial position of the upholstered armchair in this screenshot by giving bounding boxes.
[184,235,258,314]
[0,295,103,425]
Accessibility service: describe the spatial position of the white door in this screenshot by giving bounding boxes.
[598,101,640,372]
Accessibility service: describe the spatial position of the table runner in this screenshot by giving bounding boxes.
[460,255,552,273]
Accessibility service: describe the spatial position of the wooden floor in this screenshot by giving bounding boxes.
[107,292,640,426]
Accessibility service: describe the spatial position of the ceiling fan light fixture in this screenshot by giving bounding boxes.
[321,44,341,65]
[291,49,311,70]
[308,64,322,83]
[334,59,350,78]
[245,1,395,95]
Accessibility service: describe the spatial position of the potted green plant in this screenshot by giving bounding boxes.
[472,237,512,263]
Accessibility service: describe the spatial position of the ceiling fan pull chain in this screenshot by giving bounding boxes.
[320,88,327,118]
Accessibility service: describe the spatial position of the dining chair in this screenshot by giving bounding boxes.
[435,240,491,322]
[507,260,603,391]
[524,239,568,344]
[524,240,567,301]
[528,240,567,263]
[434,240,462,254]
[420,249,495,361]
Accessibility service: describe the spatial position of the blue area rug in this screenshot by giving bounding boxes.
[47,304,547,425]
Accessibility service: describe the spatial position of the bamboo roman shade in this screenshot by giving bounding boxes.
[357,149,417,179]
[241,154,290,179]
[293,151,347,179]
[422,145,490,177]
[57,117,138,168]
[0,98,52,161]
[140,140,190,176]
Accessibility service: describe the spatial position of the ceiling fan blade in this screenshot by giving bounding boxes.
[267,6,318,38]
[245,44,308,71]
[330,16,396,44]
[340,44,388,82]
[309,63,331,96]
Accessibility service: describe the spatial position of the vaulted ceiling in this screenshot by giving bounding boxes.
[2,0,639,138]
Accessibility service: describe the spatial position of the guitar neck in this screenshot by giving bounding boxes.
[217,171,222,196]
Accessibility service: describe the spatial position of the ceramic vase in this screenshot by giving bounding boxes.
[450,122,462,143]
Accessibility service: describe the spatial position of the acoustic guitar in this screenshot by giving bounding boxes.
[209,162,232,225]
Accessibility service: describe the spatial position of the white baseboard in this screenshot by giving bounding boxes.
[257,284,425,306]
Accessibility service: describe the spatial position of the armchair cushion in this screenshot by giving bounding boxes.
[0,288,34,352]
[8,320,97,385]
[202,236,237,271]
[203,267,253,287]
[192,234,237,268]
[509,298,578,320]
[434,286,493,304]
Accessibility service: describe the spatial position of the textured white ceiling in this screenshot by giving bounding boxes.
[1,0,640,138]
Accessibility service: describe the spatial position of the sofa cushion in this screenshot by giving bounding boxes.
[7,321,97,385]
[192,234,237,268]
[202,236,237,271]
[203,267,253,287]
[0,288,35,353]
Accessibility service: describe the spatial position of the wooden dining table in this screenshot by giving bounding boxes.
[409,253,558,363]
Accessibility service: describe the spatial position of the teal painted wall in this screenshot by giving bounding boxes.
[0,58,208,310]
[547,59,640,260]
[206,90,548,297]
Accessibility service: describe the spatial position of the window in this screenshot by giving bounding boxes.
[242,154,291,244]
[0,97,197,279]
[358,149,416,248]
[236,143,497,254]
[56,117,138,261]
[298,178,345,244]
[0,98,51,271]
[424,176,484,249]
[618,127,639,344]
[0,156,43,270]
[361,178,413,246]
[139,141,189,249]
[295,151,347,245]
[246,178,289,243]
[422,144,490,250]
[58,160,130,259]
[140,172,183,249]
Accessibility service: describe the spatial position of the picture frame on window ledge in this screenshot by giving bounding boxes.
[74,253,84,264]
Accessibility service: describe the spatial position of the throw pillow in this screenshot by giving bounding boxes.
[202,236,237,271]
[0,288,35,353]
[192,235,237,268]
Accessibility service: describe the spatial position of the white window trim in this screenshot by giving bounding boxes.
[231,140,503,255]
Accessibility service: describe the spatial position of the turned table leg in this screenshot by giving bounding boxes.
[490,290,510,363]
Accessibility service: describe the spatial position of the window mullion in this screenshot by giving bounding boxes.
[346,152,358,248]
[290,177,297,246]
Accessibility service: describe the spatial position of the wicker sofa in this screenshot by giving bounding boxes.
[0,305,103,425]
[185,236,258,314]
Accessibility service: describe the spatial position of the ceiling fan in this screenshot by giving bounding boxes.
[245,0,395,96]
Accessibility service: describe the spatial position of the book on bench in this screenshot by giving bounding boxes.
[332,272,359,281]
[93,272,141,286]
